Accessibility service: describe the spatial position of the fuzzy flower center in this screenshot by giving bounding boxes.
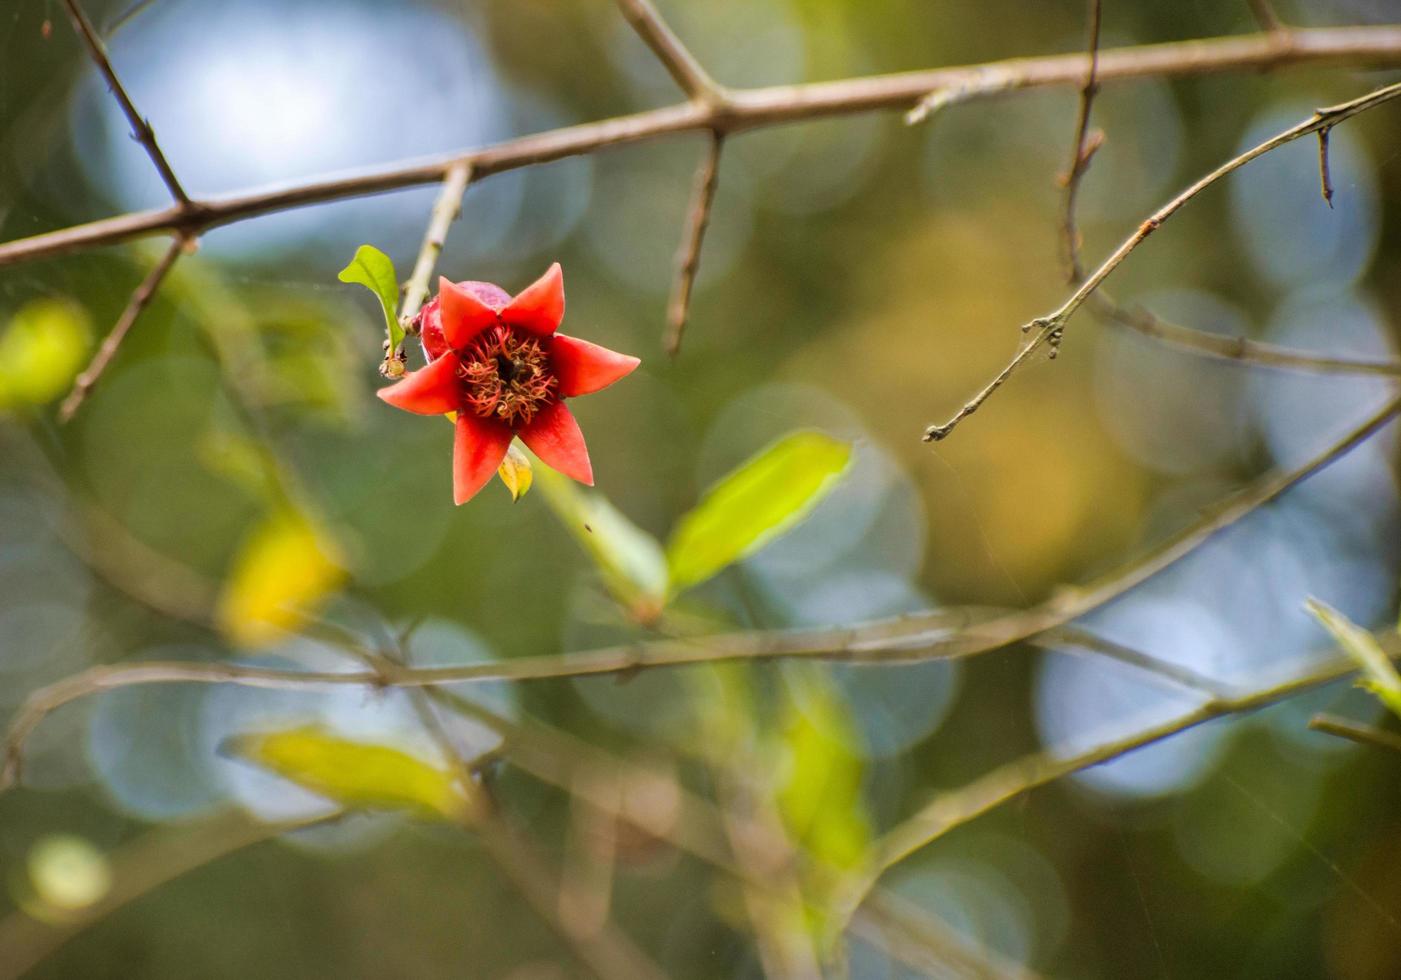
[457,325,557,426]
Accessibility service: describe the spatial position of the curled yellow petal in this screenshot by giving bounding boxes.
[498,442,534,502]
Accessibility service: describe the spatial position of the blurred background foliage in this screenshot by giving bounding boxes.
[4,0,1401,976]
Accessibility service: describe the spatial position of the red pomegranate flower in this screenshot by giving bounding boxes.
[377,263,639,504]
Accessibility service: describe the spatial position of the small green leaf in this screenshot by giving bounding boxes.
[534,465,667,623]
[0,299,92,410]
[1307,597,1401,719]
[666,431,852,597]
[223,725,468,820]
[337,245,402,354]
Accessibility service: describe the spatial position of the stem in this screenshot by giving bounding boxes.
[60,0,190,208]
[924,79,1401,443]
[6,26,1401,268]
[664,131,724,356]
[8,391,1397,792]
[57,235,186,421]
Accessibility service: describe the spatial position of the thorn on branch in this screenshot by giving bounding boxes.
[1317,124,1335,208]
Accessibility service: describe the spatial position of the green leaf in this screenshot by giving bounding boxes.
[223,725,469,820]
[0,299,92,410]
[533,465,667,623]
[337,245,402,353]
[1307,597,1401,719]
[776,670,872,873]
[666,431,852,597]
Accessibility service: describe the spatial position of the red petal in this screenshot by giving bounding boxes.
[520,401,593,485]
[453,413,513,505]
[377,353,462,416]
[502,263,565,335]
[551,333,640,397]
[439,277,500,350]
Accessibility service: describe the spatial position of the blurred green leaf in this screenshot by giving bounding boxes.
[0,299,92,410]
[223,725,468,820]
[534,465,667,623]
[198,429,281,504]
[217,511,345,648]
[666,431,852,597]
[776,670,872,873]
[1307,597,1401,719]
[337,244,402,353]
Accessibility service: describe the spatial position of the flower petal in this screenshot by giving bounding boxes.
[439,277,500,350]
[502,262,565,335]
[550,334,640,397]
[377,353,462,416]
[519,401,593,485]
[453,413,514,505]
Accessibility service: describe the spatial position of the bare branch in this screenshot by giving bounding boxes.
[388,160,473,377]
[9,391,1398,792]
[923,79,1401,443]
[1308,713,1401,753]
[1060,0,1104,284]
[60,0,190,208]
[1041,625,1232,699]
[57,234,186,422]
[664,131,723,356]
[838,636,1401,923]
[1090,291,1401,376]
[614,0,720,102]
[6,26,1401,268]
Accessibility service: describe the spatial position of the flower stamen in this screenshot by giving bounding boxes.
[458,325,557,426]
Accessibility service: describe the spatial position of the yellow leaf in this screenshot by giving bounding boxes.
[0,299,92,410]
[224,725,469,820]
[497,442,533,502]
[217,513,344,647]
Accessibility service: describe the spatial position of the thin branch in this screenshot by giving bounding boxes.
[387,160,473,377]
[57,234,186,422]
[664,131,723,356]
[1308,713,1401,753]
[430,680,1019,980]
[60,0,190,208]
[1040,625,1232,699]
[1059,0,1104,285]
[614,0,720,102]
[1247,0,1285,35]
[854,889,1041,980]
[1090,291,1401,376]
[835,639,1401,923]
[6,26,1401,267]
[8,391,1397,792]
[923,79,1401,443]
